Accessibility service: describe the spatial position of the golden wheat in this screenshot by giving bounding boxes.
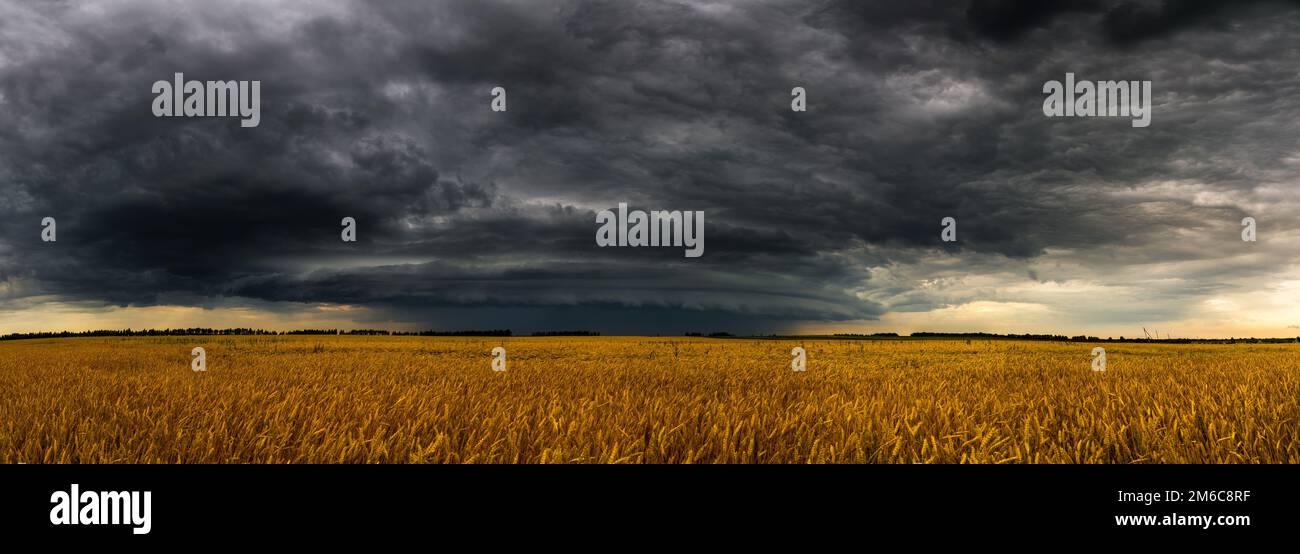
[0,336,1296,463]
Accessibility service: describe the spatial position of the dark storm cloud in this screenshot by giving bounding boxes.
[966,0,1105,42]
[1,0,1298,333]
[1101,0,1300,45]
[962,0,1300,45]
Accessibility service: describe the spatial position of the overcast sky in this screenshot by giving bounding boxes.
[2,0,1298,337]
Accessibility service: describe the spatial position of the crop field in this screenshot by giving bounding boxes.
[0,336,1296,464]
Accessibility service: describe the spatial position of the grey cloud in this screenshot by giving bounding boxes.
[1,0,1298,333]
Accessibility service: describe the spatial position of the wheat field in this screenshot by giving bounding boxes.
[0,336,1296,463]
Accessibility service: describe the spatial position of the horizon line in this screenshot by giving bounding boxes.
[3,327,1299,343]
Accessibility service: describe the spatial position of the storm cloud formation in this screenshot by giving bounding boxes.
[1,0,1298,335]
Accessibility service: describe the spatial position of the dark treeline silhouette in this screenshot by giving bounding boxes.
[727,331,1299,344]
[906,332,1300,344]
[825,331,1298,344]
[285,329,514,337]
[912,331,1090,341]
[531,331,601,336]
[833,332,900,337]
[0,328,281,341]
[0,328,514,341]
[407,329,512,337]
